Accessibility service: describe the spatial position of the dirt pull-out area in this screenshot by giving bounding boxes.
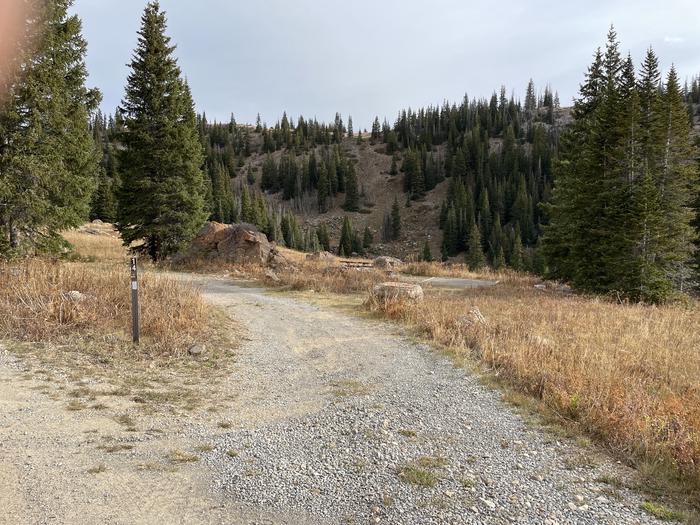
[1,273,665,524]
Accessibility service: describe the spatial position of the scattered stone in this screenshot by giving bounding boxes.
[480,497,496,510]
[371,282,423,302]
[305,251,337,264]
[264,269,280,283]
[372,256,403,271]
[62,290,88,303]
[188,344,205,356]
[457,306,488,328]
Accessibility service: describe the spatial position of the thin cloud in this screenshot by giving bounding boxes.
[664,35,685,44]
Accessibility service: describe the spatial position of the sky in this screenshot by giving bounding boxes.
[72,0,700,130]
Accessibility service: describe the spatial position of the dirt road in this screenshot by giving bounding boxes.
[1,274,663,524]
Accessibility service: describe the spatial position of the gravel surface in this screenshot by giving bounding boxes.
[185,276,662,525]
[0,274,665,524]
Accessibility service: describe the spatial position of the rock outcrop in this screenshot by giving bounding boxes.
[189,222,288,267]
[373,256,403,271]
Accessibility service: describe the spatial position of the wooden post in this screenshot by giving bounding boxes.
[130,256,140,344]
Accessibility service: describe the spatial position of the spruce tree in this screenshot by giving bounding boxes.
[240,185,254,224]
[389,155,398,176]
[493,246,506,270]
[0,0,101,255]
[422,241,432,262]
[316,223,330,252]
[543,29,698,301]
[91,169,118,222]
[390,197,401,240]
[317,164,330,213]
[338,216,354,256]
[343,163,360,211]
[466,222,486,270]
[117,2,207,261]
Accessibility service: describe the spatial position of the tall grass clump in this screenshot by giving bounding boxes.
[0,259,209,357]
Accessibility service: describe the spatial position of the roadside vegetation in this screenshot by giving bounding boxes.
[1,228,210,358]
[0,225,237,416]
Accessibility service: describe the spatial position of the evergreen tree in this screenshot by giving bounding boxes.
[338,216,354,256]
[524,78,536,113]
[543,29,698,301]
[317,164,330,212]
[509,231,524,270]
[466,222,486,270]
[422,241,432,262]
[390,197,401,240]
[493,245,506,270]
[389,155,398,176]
[343,163,360,211]
[371,117,381,142]
[91,169,118,222]
[117,2,207,261]
[0,0,101,255]
[316,223,330,252]
[240,185,255,224]
[261,154,278,191]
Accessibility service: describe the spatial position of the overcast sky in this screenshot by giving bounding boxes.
[73,0,700,129]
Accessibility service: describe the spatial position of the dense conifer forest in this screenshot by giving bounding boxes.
[2,0,699,301]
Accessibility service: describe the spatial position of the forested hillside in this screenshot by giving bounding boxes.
[87,83,570,265]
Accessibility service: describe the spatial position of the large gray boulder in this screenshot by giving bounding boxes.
[373,256,403,271]
[371,282,423,302]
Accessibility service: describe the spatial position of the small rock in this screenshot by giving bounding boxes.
[63,290,88,303]
[265,269,280,282]
[457,306,488,328]
[480,497,496,510]
[188,344,205,356]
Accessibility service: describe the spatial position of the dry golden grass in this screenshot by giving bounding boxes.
[365,280,700,500]
[402,260,533,285]
[62,223,129,262]
[1,223,213,358]
[260,257,700,506]
[0,258,210,357]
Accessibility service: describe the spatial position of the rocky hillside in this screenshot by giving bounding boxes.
[238,136,451,260]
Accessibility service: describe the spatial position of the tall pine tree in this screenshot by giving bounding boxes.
[0,0,101,255]
[117,1,207,261]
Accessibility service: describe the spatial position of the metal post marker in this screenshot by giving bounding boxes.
[130,256,140,344]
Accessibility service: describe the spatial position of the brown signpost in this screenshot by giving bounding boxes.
[130,256,140,344]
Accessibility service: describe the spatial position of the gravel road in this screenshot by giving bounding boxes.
[1,274,664,524]
[186,275,661,525]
